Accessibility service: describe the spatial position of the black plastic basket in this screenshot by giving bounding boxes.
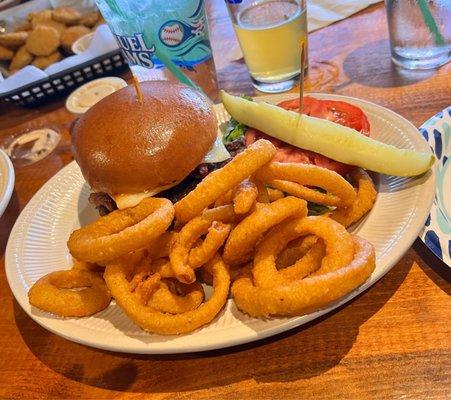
[0,50,127,107]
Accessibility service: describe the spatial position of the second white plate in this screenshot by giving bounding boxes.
[0,149,14,218]
[5,93,435,354]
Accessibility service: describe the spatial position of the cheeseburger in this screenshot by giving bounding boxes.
[71,81,241,215]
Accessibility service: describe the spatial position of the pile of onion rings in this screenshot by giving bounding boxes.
[104,254,230,335]
[28,139,378,335]
[174,139,277,223]
[232,227,375,317]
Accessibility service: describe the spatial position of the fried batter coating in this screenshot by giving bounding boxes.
[32,19,66,37]
[26,25,60,56]
[52,7,82,25]
[0,32,29,49]
[9,45,33,70]
[32,50,61,69]
[0,44,14,60]
[61,25,91,52]
[94,14,106,29]
[80,11,100,28]
[27,9,52,22]
[14,21,32,32]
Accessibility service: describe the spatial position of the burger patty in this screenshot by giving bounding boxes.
[88,137,246,215]
[88,192,118,216]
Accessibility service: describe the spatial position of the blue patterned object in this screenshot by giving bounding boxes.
[419,106,451,267]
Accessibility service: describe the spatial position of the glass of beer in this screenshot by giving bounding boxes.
[225,0,307,93]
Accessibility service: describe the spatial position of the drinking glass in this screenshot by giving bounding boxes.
[96,0,219,100]
[225,0,307,93]
[385,0,450,70]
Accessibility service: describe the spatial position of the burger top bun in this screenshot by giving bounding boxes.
[71,80,217,195]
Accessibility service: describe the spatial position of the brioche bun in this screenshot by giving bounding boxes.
[71,80,217,195]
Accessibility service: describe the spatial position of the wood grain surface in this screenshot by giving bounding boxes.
[0,2,450,399]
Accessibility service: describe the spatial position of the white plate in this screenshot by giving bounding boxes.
[0,149,14,217]
[5,93,435,354]
[419,106,450,266]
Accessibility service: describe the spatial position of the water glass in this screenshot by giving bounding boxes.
[385,0,450,69]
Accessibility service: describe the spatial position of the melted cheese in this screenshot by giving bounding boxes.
[113,182,177,209]
[203,131,230,163]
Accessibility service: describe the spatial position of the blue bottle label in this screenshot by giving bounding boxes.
[114,33,156,69]
[111,0,212,70]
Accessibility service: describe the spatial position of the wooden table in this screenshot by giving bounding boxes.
[1,2,450,399]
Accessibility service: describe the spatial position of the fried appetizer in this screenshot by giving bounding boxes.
[95,14,106,28]
[0,32,29,49]
[32,19,66,37]
[32,50,62,69]
[52,7,82,25]
[0,44,14,60]
[14,21,32,32]
[9,45,33,70]
[27,9,52,22]
[26,25,60,56]
[80,11,100,28]
[61,25,91,52]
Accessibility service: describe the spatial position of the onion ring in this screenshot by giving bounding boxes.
[104,254,230,334]
[174,139,277,223]
[147,280,204,314]
[279,241,325,282]
[170,218,231,283]
[169,217,213,283]
[150,257,175,278]
[252,178,270,203]
[223,196,308,265]
[268,187,284,202]
[214,190,233,207]
[331,168,377,227]
[276,236,318,268]
[68,197,174,263]
[268,179,341,206]
[252,216,353,288]
[232,233,375,317]
[112,261,203,314]
[128,263,155,292]
[112,248,149,268]
[255,162,357,207]
[133,273,161,305]
[146,231,175,260]
[202,205,238,223]
[28,269,111,317]
[188,222,231,268]
[71,259,104,273]
[232,179,258,214]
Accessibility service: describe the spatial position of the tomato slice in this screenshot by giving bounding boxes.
[320,100,370,134]
[244,97,371,175]
[277,97,370,134]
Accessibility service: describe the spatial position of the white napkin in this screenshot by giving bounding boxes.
[308,0,382,31]
[228,0,382,61]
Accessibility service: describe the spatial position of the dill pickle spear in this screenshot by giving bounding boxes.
[220,90,434,177]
